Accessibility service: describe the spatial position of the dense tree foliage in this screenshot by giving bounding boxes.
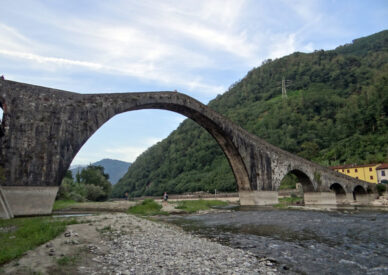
[57,165,112,201]
[113,30,388,198]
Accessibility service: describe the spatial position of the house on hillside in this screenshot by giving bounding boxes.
[330,164,381,184]
[376,163,388,184]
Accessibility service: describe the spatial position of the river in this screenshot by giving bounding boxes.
[164,207,388,274]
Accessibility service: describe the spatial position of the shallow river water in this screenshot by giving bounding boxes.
[165,207,388,274]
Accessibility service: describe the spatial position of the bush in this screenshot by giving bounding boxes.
[68,192,86,202]
[127,199,168,216]
[56,167,112,202]
[376,183,387,196]
[56,178,86,201]
[85,184,107,201]
[279,174,298,190]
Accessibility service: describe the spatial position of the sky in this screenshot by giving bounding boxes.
[0,0,387,165]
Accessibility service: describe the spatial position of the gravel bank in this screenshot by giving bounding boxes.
[83,213,278,274]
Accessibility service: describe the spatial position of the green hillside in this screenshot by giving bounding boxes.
[112,30,388,198]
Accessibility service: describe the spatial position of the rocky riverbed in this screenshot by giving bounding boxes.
[2,213,278,274]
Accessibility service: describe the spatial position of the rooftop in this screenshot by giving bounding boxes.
[330,163,381,170]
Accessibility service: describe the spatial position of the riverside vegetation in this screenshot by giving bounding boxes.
[113,30,388,198]
[127,199,228,216]
[57,165,112,202]
[0,217,78,265]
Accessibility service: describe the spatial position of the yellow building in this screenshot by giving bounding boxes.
[330,164,380,184]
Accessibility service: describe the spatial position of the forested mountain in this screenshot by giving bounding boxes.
[71,159,131,184]
[112,30,388,198]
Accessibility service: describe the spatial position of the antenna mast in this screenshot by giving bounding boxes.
[281,77,287,99]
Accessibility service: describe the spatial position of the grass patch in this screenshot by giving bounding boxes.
[279,196,304,204]
[0,217,78,265]
[97,225,113,234]
[53,200,77,210]
[127,199,168,216]
[274,196,304,208]
[175,199,228,213]
[57,255,78,266]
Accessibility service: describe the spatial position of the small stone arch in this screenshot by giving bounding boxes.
[277,169,315,205]
[330,183,346,204]
[353,185,369,203]
[287,169,315,192]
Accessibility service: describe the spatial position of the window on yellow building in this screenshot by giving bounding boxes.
[355,169,358,172]
[356,176,358,179]
[342,169,344,172]
[369,168,372,172]
[370,176,373,180]
[347,169,350,173]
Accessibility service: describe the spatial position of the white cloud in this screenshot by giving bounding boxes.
[0,49,102,69]
[0,48,224,95]
[104,146,148,163]
[0,0,259,96]
[2,0,383,169]
[268,33,297,59]
[0,24,33,52]
[72,136,164,165]
[103,137,163,163]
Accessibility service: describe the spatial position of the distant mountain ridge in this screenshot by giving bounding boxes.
[70,159,131,184]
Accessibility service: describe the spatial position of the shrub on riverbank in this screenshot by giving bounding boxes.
[56,166,112,202]
[376,184,387,196]
[0,217,78,264]
[127,199,168,216]
[175,199,228,213]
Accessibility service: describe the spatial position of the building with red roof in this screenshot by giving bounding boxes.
[376,163,388,184]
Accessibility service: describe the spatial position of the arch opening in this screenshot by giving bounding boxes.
[119,101,251,191]
[353,185,368,202]
[125,103,251,191]
[330,183,346,204]
[62,98,250,200]
[278,169,314,206]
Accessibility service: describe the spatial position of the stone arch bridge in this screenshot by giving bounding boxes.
[0,79,376,218]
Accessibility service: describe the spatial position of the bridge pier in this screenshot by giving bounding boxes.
[303,192,337,205]
[345,193,355,203]
[0,187,13,218]
[0,186,58,217]
[239,191,279,205]
[353,193,373,204]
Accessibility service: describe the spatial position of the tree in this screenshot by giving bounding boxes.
[79,165,112,199]
[57,166,112,202]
